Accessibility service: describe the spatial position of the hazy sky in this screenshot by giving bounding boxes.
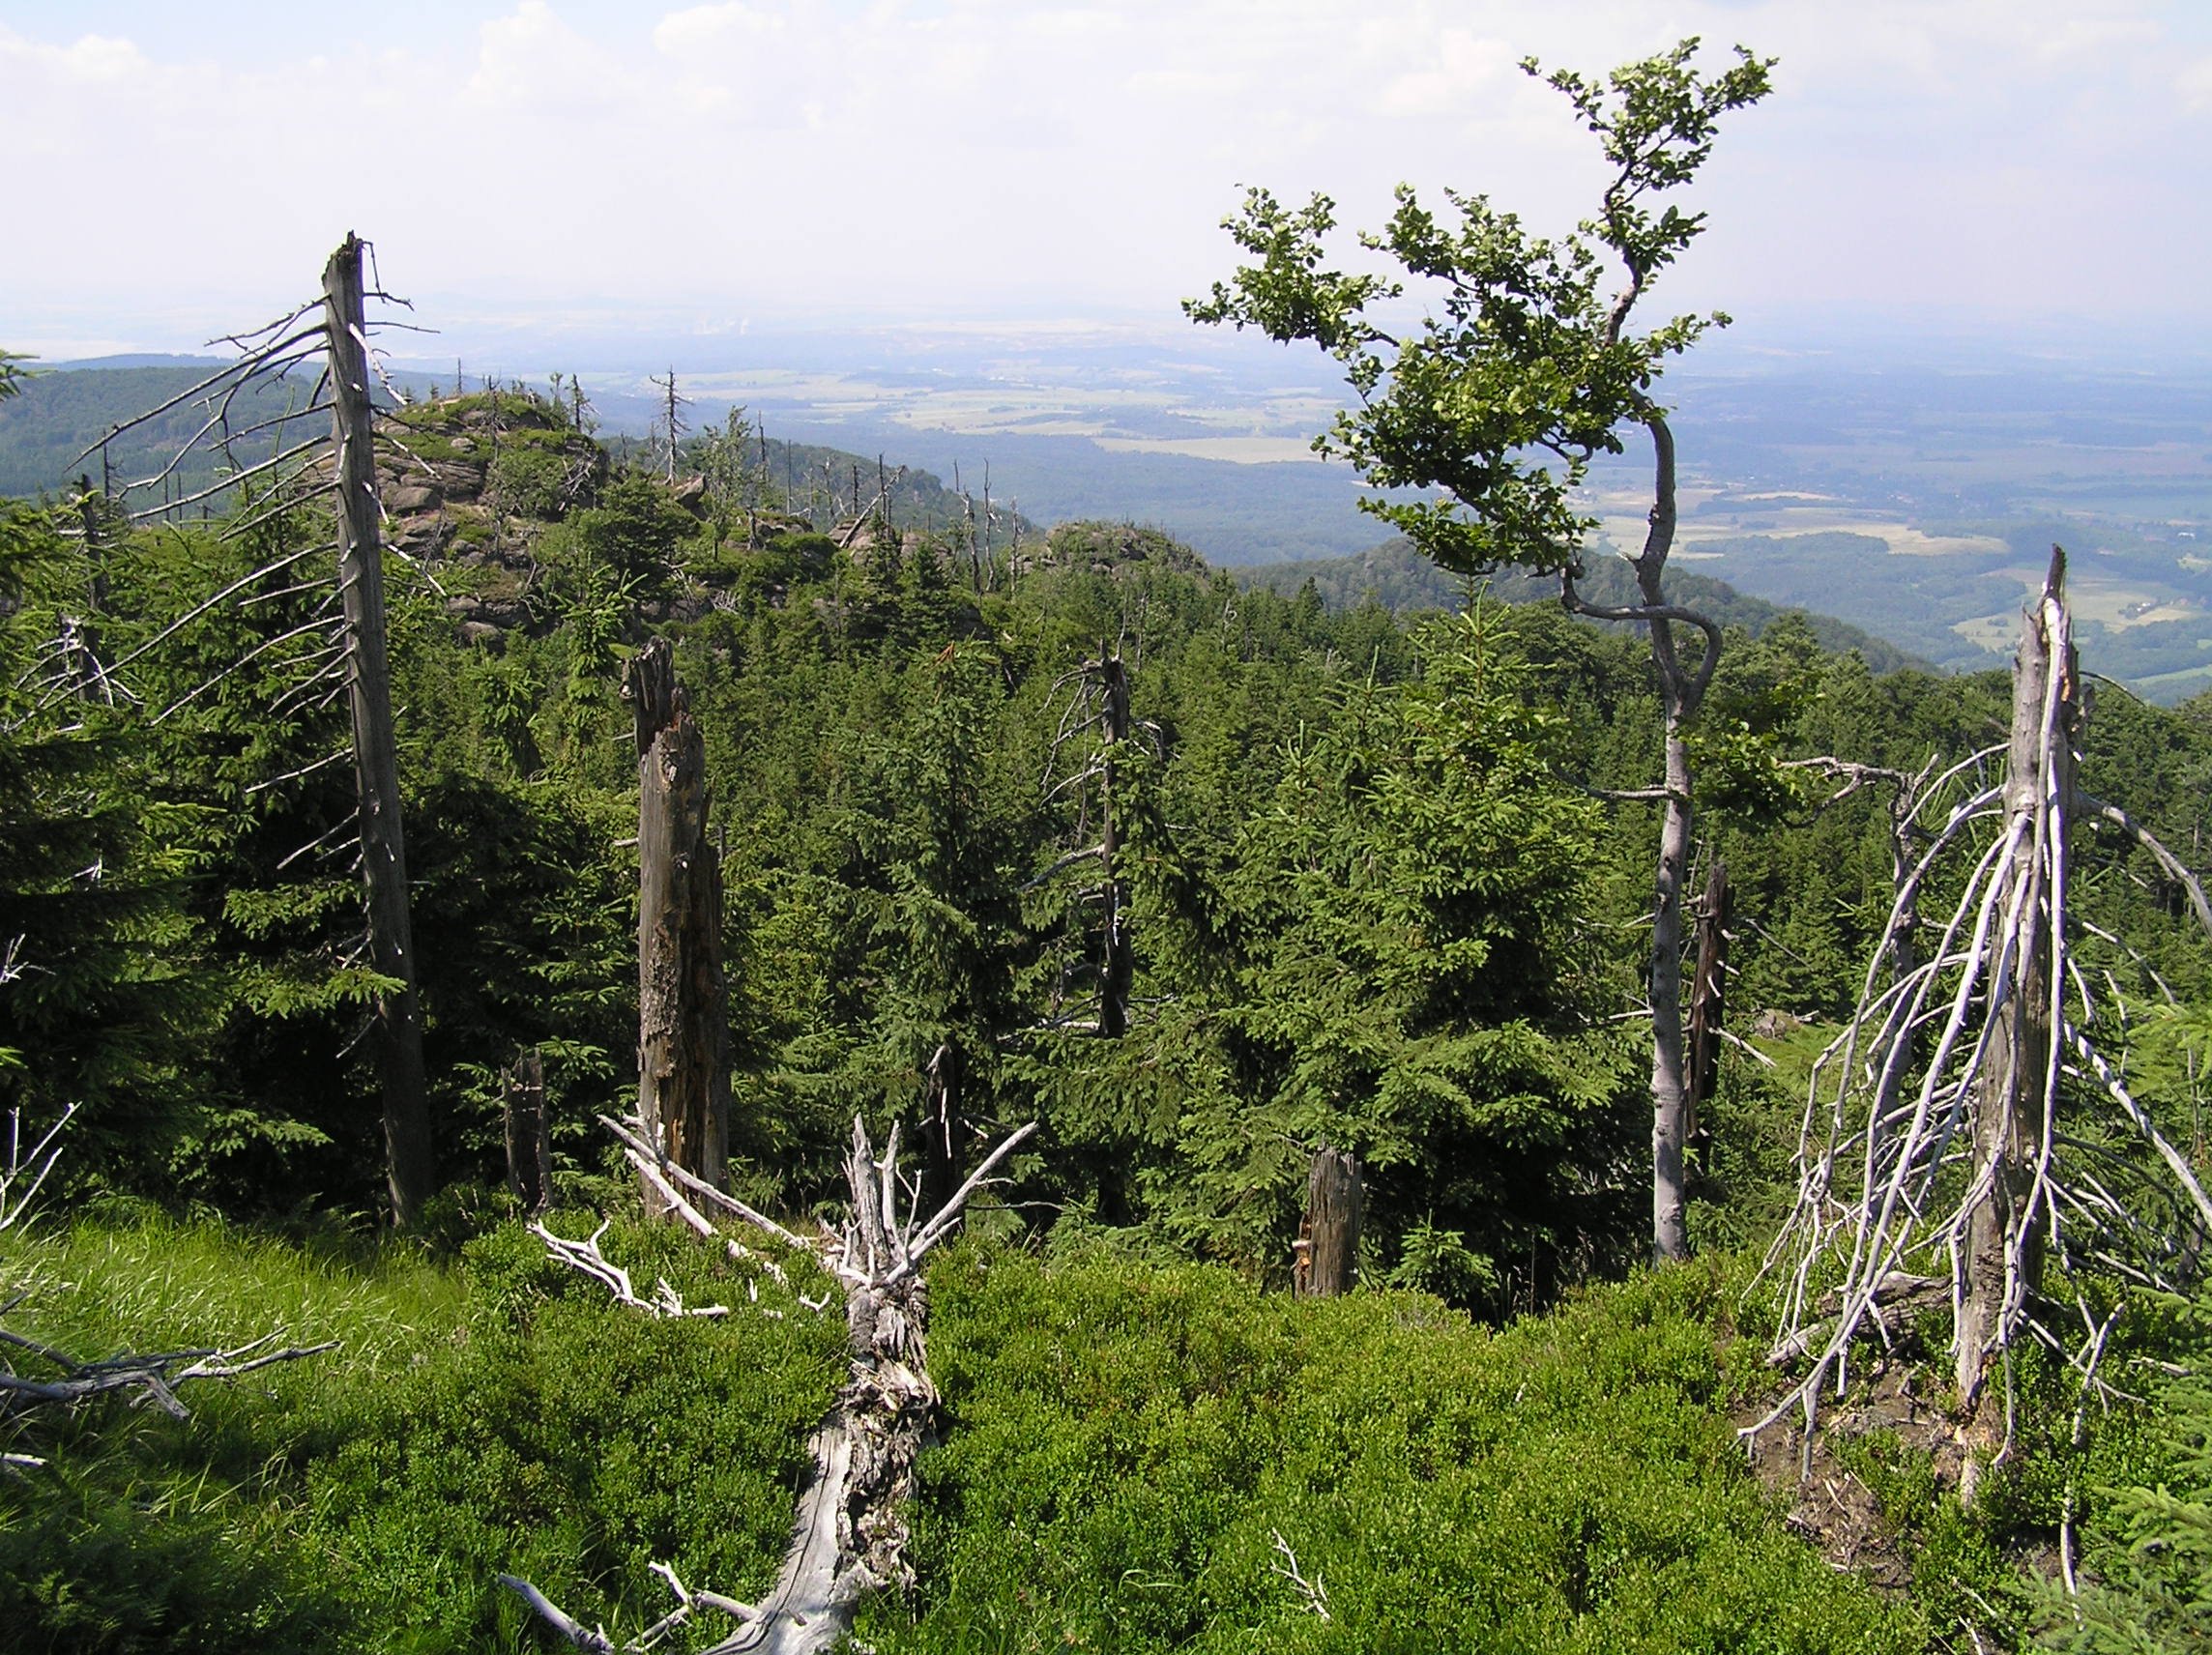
[5,0,2210,359]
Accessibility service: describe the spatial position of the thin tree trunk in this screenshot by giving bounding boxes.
[1685,859,1731,1178]
[1560,410,1716,1263]
[1956,549,2075,1418]
[504,1046,550,1214]
[1297,1148,1362,1297]
[1640,415,1696,1262]
[626,637,731,1202]
[324,233,435,1230]
[1649,725,1695,1259]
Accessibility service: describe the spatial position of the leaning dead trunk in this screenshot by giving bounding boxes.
[624,637,731,1199]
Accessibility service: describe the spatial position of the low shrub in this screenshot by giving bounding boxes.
[862,1248,1921,1653]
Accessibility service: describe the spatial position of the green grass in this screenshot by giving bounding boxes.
[1,1208,844,1653]
[8,1212,2095,1654]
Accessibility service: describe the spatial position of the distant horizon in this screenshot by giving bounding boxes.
[22,301,2212,408]
[8,3,2211,359]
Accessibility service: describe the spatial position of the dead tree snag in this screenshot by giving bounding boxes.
[325,232,435,1228]
[1684,860,1731,1178]
[624,637,730,1199]
[1297,1148,1362,1298]
[1752,550,2212,1500]
[504,1046,551,1214]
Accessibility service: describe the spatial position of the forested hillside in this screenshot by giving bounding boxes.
[1232,537,1932,674]
[7,34,2212,1649]
[5,360,2211,1650]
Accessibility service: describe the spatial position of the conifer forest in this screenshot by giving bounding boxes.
[3,39,2210,1655]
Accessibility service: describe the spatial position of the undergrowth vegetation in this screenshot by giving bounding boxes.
[869,1249,1918,1654]
[0,1214,1936,1655]
[0,1211,844,1653]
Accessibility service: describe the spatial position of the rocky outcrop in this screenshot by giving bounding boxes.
[1031,520,1208,579]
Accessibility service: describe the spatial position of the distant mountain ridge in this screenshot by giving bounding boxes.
[1232,539,1933,676]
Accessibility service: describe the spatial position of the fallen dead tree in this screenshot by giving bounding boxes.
[1750,549,2212,1515]
[504,1109,1035,1654]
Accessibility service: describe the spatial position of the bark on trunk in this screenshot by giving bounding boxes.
[730,1123,938,1654]
[1956,550,2075,1418]
[1649,726,1695,1261]
[1561,411,1715,1264]
[626,637,730,1202]
[505,1113,1037,1655]
[504,1046,550,1214]
[324,233,435,1229]
[1297,1147,1362,1297]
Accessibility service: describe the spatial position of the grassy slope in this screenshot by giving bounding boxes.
[4,1212,1919,1655]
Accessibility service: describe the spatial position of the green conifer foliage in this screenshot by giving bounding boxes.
[1160,607,1642,1302]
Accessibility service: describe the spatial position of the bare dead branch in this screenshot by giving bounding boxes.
[531,1220,729,1320]
[0,1328,336,1421]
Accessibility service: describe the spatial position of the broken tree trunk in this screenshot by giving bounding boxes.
[1297,1148,1362,1298]
[625,637,731,1202]
[1956,546,2076,1418]
[324,232,435,1230]
[507,1111,1037,1655]
[1684,859,1731,1178]
[1755,549,2212,1502]
[503,1046,551,1214]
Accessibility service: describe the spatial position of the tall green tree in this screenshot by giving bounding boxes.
[1161,608,1641,1301]
[0,500,203,1180]
[1187,37,1774,1260]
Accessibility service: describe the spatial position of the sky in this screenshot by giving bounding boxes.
[4,0,2211,363]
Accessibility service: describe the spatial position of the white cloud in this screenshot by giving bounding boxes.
[2180,55,2212,110]
[654,2,789,53]
[0,1,2205,337]
[469,0,632,109]
[1374,29,1515,119]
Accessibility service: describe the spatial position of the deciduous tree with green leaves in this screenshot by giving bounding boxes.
[1187,37,1774,1260]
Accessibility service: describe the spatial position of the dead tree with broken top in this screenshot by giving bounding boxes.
[1295,1147,1362,1297]
[624,636,731,1198]
[1752,549,2212,1509]
[326,234,436,1226]
[504,1110,1036,1655]
[504,1046,551,1214]
[63,231,438,1226]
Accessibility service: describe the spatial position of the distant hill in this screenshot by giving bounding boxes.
[1232,539,1933,675]
[0,359,442,504]
[0,363,1042,550]
[605,429,1048,546]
